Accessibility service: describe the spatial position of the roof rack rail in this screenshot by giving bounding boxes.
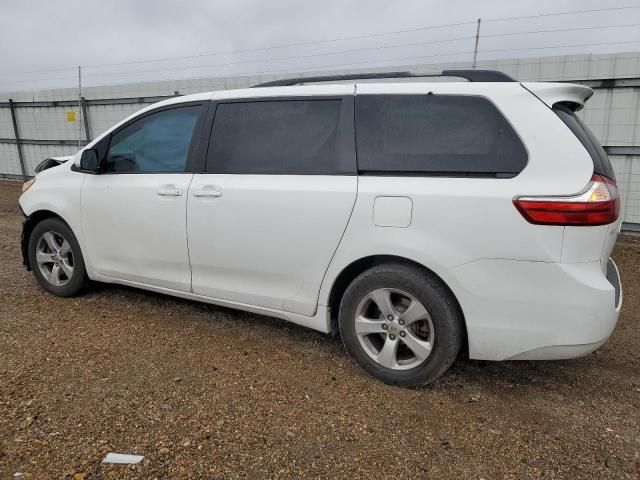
[252,69,515,88]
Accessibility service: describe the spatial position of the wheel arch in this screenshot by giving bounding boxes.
[326,254,468,353]
[21,210,74,271]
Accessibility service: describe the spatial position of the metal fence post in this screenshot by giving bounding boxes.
[81,97,91,143]
[472,18,481,69]
[8,99,28,180]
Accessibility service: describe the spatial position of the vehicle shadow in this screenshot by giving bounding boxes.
[86,282,599,393]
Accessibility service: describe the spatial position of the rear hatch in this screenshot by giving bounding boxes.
[519,82,621,271]
[553,104,621,270]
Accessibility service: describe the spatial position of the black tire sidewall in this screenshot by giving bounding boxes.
[339,264,463,386]
[28,218,88,297]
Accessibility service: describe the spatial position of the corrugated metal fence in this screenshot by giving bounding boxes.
[1,52,639,229]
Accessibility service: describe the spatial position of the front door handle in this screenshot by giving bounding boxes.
[192,188,222,198]
[157,185,183,196]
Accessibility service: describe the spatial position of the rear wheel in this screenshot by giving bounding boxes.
[338,263,463,386]
[28,218,88,297]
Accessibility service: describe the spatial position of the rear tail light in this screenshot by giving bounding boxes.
[513,174,620,226]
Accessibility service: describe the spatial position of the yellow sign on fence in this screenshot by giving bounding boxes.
[66,111,76,123]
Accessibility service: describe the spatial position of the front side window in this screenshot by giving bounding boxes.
[356,95,528,177]
[207,99,352,175]
[105,105,201,173]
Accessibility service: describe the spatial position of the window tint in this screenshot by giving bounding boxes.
[208,99,352,175]
[356,95,527,177]
[554,105,615,181]
[105,105,200,173]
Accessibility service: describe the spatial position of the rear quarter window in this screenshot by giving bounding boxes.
[554,105,616,181]
[355,94,527,177]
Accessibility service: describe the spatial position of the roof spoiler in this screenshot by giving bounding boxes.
[252,69,516,88]
[521,82,594,111]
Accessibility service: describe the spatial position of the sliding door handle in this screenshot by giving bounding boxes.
[192,189,222,198]
[157,186,183,196]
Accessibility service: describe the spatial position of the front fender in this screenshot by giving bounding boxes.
[18,162,86,271]
[20,209,78,271]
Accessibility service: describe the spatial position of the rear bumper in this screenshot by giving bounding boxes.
[443,257,622,361]
[606,258,622,310]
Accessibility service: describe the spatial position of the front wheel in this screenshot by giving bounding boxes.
[338,263,463,386]
[28,217,89,297]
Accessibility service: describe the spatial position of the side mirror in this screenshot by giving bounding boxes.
[79,149,100,173]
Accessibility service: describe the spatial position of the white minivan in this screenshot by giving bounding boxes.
[19,70,622,386]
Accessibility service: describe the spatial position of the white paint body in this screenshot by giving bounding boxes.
[19,82,622,361]
[187,174,357,316]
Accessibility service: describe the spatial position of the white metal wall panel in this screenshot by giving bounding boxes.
[13,106,82,140]
[21,144,79,176]
[0,143,22,177]
[0,107,15,138]
[464,52,640,81]
[87,103,151,138]
[611,155,640,226]
[0,52,639,226]
[578,88,640,148]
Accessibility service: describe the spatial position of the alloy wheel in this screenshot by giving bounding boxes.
[35,231,74,287]
[354,288,435,370]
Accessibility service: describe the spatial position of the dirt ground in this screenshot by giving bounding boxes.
[0,179,638,479]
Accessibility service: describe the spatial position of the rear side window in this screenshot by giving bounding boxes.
[355,94,528,177]
[208,99,354,175]
[554,105,616,181]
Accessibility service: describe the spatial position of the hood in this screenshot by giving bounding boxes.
[34,155,72,174]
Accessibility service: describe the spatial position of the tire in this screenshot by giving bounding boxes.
[28,217,89,297]
[338,263,463,386]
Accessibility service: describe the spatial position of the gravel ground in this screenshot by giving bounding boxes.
[0,179,638,479]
